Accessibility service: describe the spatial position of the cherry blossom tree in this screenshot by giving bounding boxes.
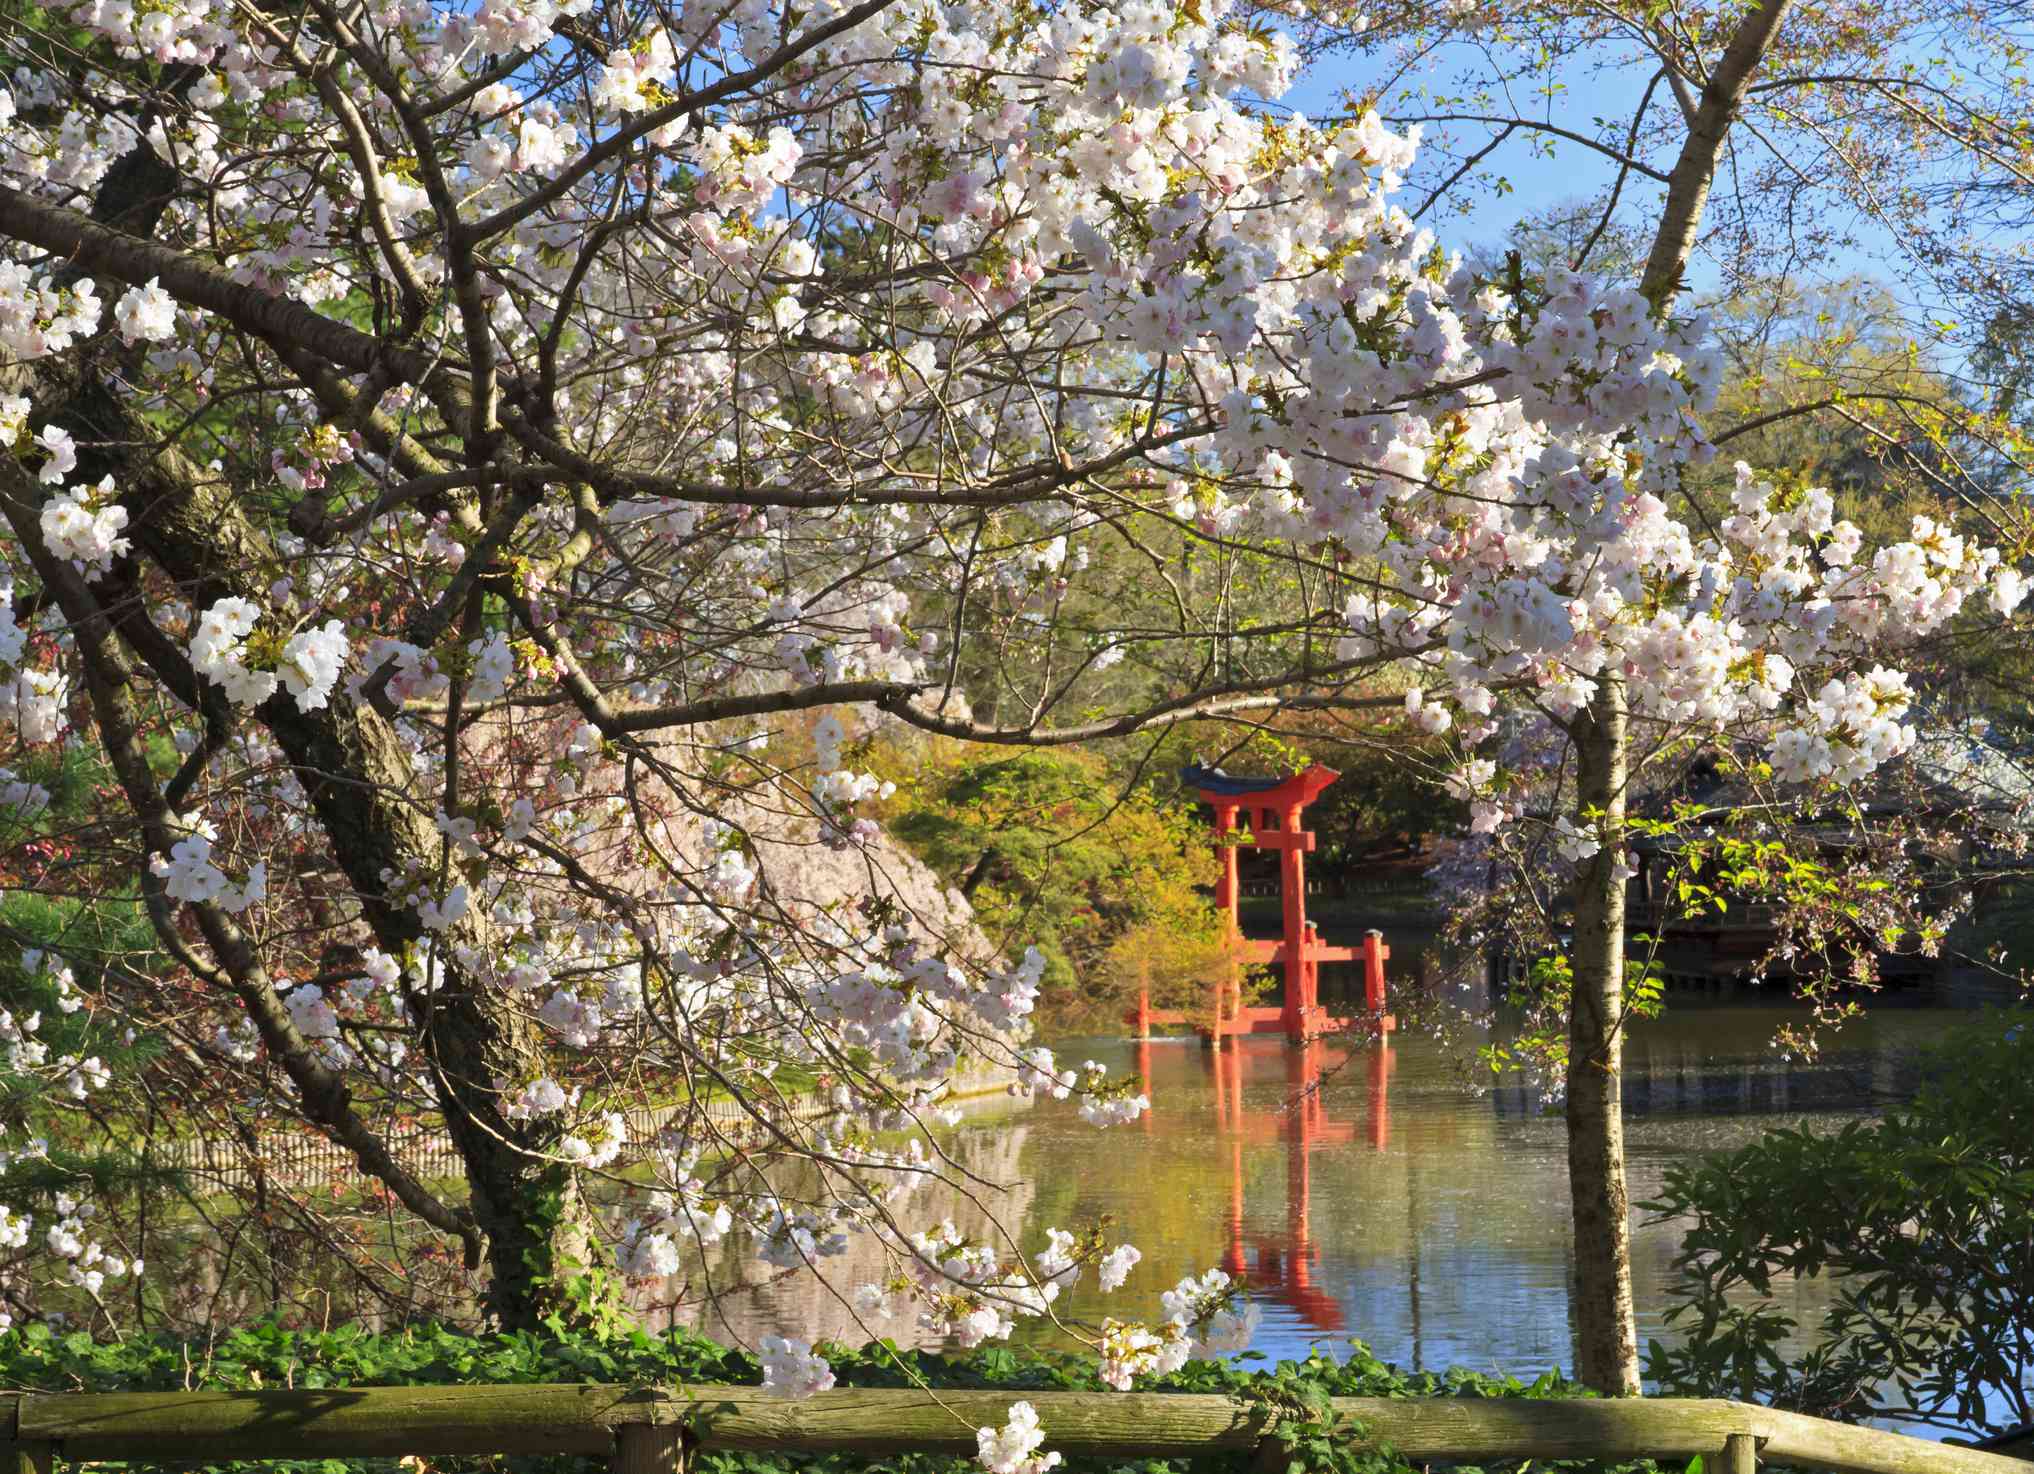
[1271,0,2034,1393]
[0,0,2022,1447]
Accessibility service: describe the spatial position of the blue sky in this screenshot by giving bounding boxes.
[1269,41,1960,368]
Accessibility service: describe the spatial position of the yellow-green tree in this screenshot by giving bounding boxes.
[880,746,1227,1028]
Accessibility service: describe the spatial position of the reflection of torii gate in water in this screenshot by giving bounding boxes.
[1132,764,1395,1042]
[1136,1035,1393,1333]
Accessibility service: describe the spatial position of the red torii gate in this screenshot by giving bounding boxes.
[1133,765,1394,1043]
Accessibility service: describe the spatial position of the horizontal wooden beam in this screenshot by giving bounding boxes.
[1233,831,1314,852]
[1754,1406,2034,1474]
[10,1386,642,1458]
[2,1386,2025,1474]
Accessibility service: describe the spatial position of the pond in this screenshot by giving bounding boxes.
[678,996,1979,1387]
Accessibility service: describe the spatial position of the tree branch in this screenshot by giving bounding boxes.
[0,184,465,402]
[1638,0,1797,305]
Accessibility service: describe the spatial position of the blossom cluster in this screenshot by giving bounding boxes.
[978,1402,1062,1474]
[39,476,130,580]
[188,599,350,712]
[150,816,267,914]
[758,1334,836,1399]
[1096,1270,1260,1390]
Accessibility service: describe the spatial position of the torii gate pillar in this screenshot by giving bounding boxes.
[1178,765,1393,1042]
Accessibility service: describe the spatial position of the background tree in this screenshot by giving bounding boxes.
[879,744,1225,1029]
[1261,0,2034,1394]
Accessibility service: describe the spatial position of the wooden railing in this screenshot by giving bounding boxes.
[1,1384,2025,1474]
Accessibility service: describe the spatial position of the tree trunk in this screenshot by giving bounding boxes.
[1551,0,1795,1403]
[108,434,612,1331]
[1566,678,1641,1395]
[1559,0,1795,1403]
[5,251,610,1330]
[0,90,605,1329]
[1638,0,1797,306]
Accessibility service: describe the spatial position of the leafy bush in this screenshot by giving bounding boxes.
[0,1319,1669,1474]
[1643,1014,2034,1435]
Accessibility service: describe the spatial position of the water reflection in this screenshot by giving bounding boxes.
[688,1000,1972,1387]
[1196,1038,1390,1334]
[659,1092,1044,1347]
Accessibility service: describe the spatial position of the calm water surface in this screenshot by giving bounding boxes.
[685,998,1980,1386]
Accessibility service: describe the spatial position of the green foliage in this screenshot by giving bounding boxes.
[1643,1015,2034,1434]
[1245,1364,1398,1474]
[0,745,165,1220]
[0,1320,1687,1474]
[880,746,1223,1022]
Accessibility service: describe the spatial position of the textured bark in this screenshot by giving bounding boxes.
[0,124,608,1328]
[0,183,451,394]
[1638,0,1797,306]
[0,461,476,1254]
[102,430,605,1328]
[1567,678,1640,1395]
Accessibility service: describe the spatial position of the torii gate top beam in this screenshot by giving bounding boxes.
[1181,763,1340,815]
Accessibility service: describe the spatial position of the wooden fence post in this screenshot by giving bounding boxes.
[1724,1432,1758,1474]
[613,1424,689,1473]
[6,1442,54,1474]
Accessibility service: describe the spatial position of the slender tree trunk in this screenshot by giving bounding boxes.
[1561,0,1797,1395]
[1566,678,1640,1395]
[1638,0,1797,305]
